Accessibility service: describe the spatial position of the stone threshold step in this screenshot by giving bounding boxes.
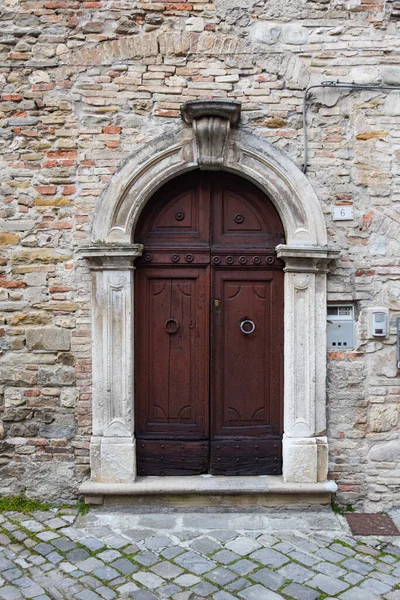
[80,476,337,508]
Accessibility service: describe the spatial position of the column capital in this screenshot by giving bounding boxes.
[78,245,144,270]
[276,245,340,273]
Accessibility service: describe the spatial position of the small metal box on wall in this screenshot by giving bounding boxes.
[327,305,355,350]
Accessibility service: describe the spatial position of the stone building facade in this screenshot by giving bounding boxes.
[0,0,399,510]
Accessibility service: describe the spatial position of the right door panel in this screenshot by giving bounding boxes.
[210,269,284,475]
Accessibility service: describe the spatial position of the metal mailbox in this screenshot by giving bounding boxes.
[327,305,355,350]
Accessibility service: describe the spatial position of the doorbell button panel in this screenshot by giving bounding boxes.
[327,305,355,350]
[365,307,389,339]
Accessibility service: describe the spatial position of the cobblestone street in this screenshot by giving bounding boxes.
[0,507,399,600]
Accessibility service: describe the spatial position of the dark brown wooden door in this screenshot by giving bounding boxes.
[135,171,284,476]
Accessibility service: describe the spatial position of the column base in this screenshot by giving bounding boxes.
[90,436,136,483]
[282,436,329,484]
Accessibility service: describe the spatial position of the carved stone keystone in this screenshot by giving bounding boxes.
[181,100,241,168]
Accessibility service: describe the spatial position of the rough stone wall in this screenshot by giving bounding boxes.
[0,0,399,508]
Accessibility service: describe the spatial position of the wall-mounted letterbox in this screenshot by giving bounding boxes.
[327,305,355,350]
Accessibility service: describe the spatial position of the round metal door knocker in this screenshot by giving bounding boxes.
[165,319,179,334]
[240,319,256,335]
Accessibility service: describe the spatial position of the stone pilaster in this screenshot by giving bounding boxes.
[79,246,143,483]
[277,245,340,484]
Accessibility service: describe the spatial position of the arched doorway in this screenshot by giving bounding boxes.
[79,120,339,499]
[134,171,285,476]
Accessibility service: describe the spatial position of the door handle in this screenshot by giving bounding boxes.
[165,319,179,334]
[240,319,256,335]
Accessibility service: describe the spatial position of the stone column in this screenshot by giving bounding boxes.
[80,246,143,483]
[277,245,340,484]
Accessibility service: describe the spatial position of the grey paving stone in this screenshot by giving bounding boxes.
[344,571,364,584]
[135,551,160,567]
[238,584,284,599]
[210,530,236,543]
[226,537,261,556]
[370,570,399,586]
[288,550,319,567]
[213,592,236,600]
[93,566,120,581]
[341,557,374,574]
[250,547,289,568]
[174,551,216,574]
[156,584,182,598]
[145,536,175,551]
[102,535,128,549]
[278,561,314,582]
[174,574,201,587]
[2,569,22,582]
[21,521,45,533]
[79,538,105,552]
[339,588,380,600]
[161,547,185,559]
[96,550,121,563]
[229,559,256,575]
[205,567,237,585]
[0,586,24,600]
[44,518,67,530]
[75,557,104,572]
[307,573,349,594]
[150,560,183,579]
[132,571,165,589]
[212,549,239,564]
[190,537,221,555]
[191,581,218,596]
[51,537,76,552]
[315,547,345,563]
[95,586,116,600]
[33,544,53,557]
[76,592,103,600]
[280,583,320,600]
[116,582,139,594]
[66,549,90,562]
[226,578,250,592]
[330,543,356,557]
[250,567,285,590]
[46,551,63,564]
[360,577,392,595]
[314,560,346,577]
[110,557,139,575]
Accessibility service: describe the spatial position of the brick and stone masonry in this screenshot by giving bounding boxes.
[0,0,399,509]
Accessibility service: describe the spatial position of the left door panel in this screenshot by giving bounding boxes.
[135,266,210,475]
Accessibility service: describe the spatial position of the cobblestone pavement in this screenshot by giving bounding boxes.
[0,506,399,600]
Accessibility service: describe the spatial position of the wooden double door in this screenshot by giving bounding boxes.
[135,171,285,476]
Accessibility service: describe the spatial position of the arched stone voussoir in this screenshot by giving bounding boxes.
[92,125,327,247]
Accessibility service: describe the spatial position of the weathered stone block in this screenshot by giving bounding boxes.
[251,22,282,45]
[368,441,400,462]
[60,388,79,408]
[26,327,71,352]
[368,405,399,432]
[37,367,76,386]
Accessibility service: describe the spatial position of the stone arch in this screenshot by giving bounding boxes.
[92,126,327,248]
[80,117,339,499]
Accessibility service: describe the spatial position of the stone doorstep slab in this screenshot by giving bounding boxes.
[80,475,337,497]
[80,477,337,511]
